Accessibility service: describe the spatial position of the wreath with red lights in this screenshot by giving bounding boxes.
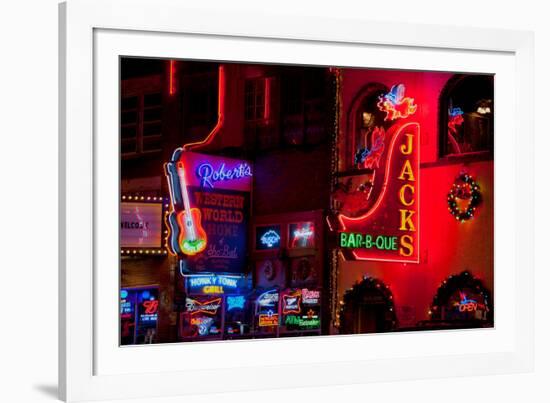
[447,173,481,222]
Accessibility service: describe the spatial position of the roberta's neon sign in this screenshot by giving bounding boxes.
[196,162,252,189]
[338,121,420,263]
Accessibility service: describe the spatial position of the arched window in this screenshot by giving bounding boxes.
[439,74,494,157]
[346,83,390,170]
[429,271,493,327]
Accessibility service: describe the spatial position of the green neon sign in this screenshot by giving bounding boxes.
[285,315,320,328]
[339,232,398,251]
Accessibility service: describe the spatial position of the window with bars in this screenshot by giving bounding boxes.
[121,91,163,157]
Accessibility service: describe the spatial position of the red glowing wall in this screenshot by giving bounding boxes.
[337,68,494,328]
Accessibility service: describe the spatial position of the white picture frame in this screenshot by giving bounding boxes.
[59,0,534,401]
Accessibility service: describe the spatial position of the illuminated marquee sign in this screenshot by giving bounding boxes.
[185,274,245,295]
[338,121,420,263]
[120,202,163,248]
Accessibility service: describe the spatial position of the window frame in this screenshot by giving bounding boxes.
[120,74,164,158]
[438,74,494,162]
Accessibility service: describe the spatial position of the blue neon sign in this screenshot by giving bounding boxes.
[185,274,245,295]
[195,162,253,189]
[256,225,281,250]
[226,295,246,311]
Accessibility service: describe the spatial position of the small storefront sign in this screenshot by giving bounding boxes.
[184,274,246,295]
[120,202,163,248]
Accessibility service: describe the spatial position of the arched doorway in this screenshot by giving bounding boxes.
[338,277,396,334]
[428,271,493,328]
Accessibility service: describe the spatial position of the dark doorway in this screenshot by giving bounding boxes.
[339,277,396,334]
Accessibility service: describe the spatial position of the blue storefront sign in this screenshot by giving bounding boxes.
[184,274,247,295]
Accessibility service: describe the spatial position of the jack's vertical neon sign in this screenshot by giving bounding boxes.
[338,121,420,263]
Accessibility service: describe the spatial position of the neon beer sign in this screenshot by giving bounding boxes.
[339,121,420,263]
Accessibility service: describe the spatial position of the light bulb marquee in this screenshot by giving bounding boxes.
[120,195,169,255]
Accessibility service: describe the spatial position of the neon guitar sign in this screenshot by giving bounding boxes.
[173,162,208,255]
[165,150,252,257]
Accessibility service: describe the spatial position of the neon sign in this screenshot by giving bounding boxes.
[377,84,417,121]
[138,292,159,323]
[289,222,315,248]
[301,289,320,305]
[282,293,302,315]
[284,315,320,328]
[142,300,158,314]
[338,121,420,263]
[354,126,385,169]
[188,316,220,336]
[454,291,487,313]
[164,160,208,256]
[257,227,281,249]
[227,295,246,311]
[257,289,279,308]
[259,311,279,327]
[196,162,253,189]
[120,290,134,318]
[185,297,222,315]
[185,274,244,295]
[165,151,252,269]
